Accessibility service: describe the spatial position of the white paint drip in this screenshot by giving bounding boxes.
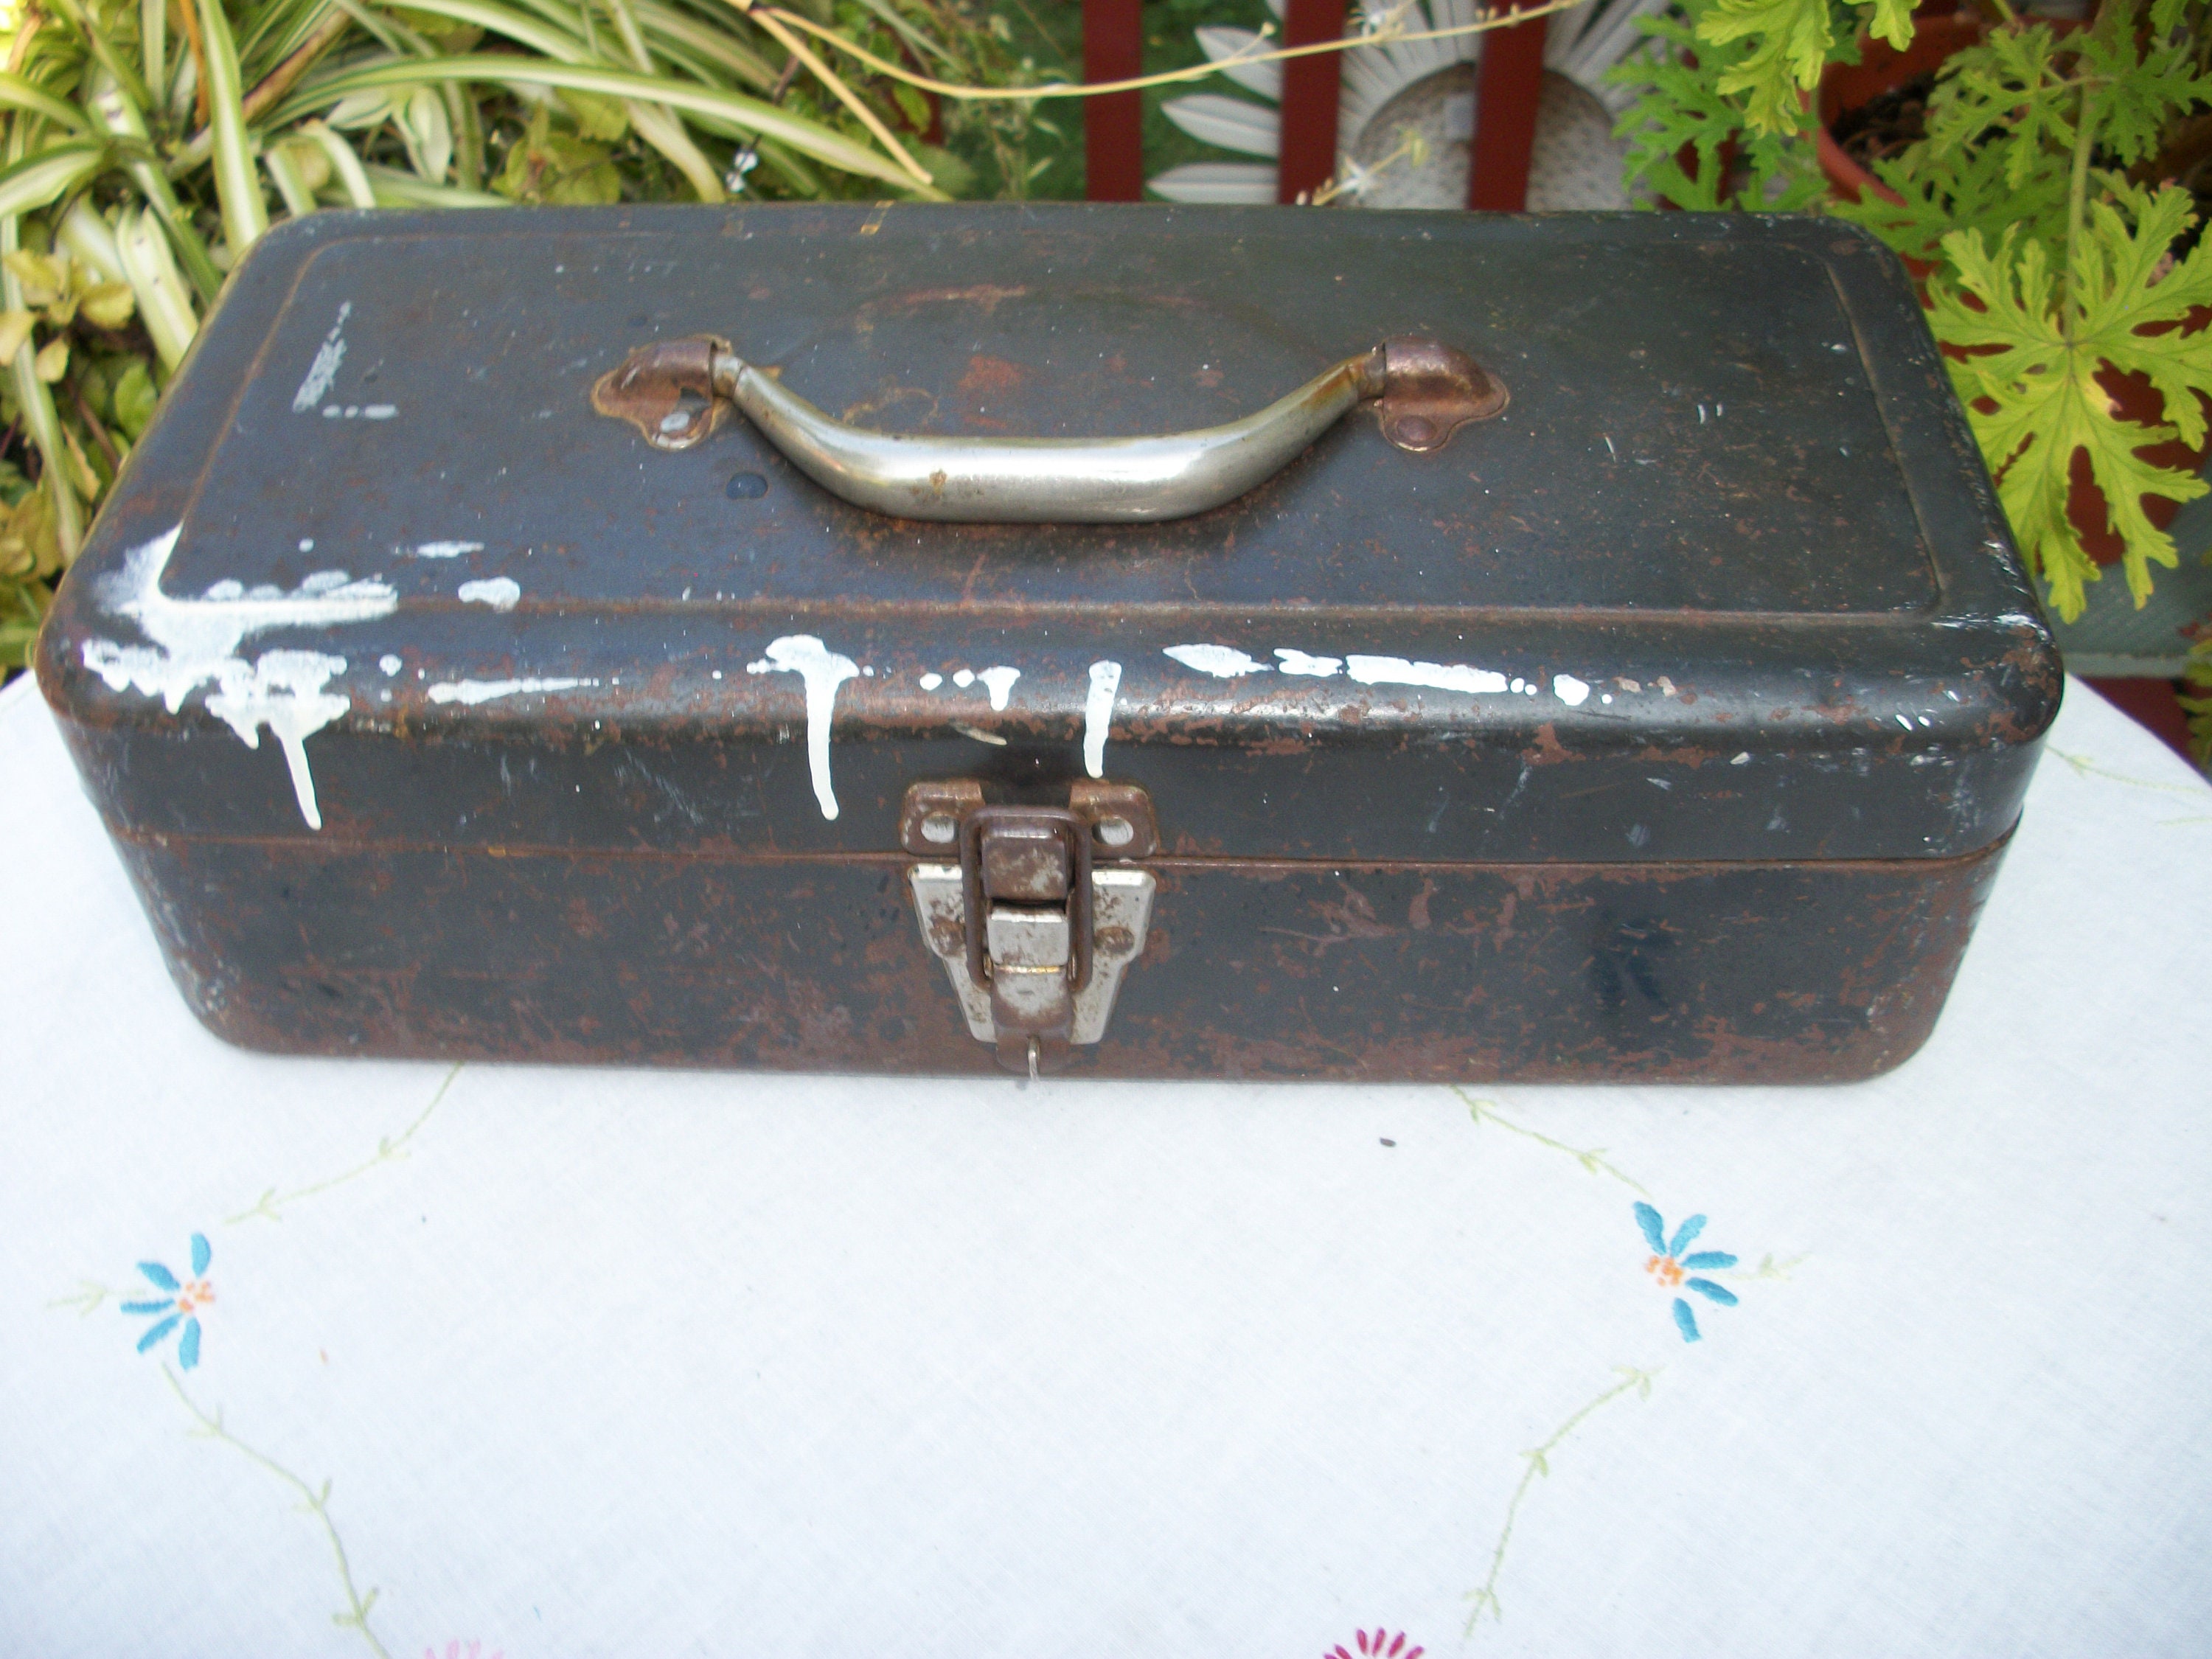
[1275,650,1343,678]
[977,666,1020,710]
[379,654,402,676]
[1346,655,1509,695]
[413,540,483,560]
[953,668,975,688]
[291,303,351,412]
[1164,644,1270,678]
[1083,661,1121,779]
[747,636,859,819]
[78,526,397,832]
[918,672,943,690]
[204,651,350,830]
[428,677,597,706]
[953,721,1007,746]
[458,577,521,611]
[1554,673,1591,707]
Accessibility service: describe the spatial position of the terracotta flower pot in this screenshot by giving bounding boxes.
[1816,10,1988,214]
[1815,10,2203,574]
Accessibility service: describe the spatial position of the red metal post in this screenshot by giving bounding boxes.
[1083,0,1145,202]
[1276,0,1349,204]
[1467,1,1548,211]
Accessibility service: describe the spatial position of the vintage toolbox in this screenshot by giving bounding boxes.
[35,204,2059,1081]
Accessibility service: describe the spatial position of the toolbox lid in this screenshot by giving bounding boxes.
[41,204,2058,864]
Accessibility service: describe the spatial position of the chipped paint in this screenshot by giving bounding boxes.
[378,654,402,675]
[1164,644,1270,678]
[412,541,483,560]
[458,577,521,611]
[917,672,943,690]
[291,303,351,412]
[977,666,1020,710]
[426,677,597,706]
[747,635,859,819]
[1084,660,1122,779]
[1346,655,1509,695]
[1554,673,1591,707]
[1275,650,1343,678]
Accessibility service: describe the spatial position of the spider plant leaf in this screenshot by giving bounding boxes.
[378,0,591,63]
[142,0,169,108]
[295,120,378,208]
[58,200,128,285]
[0,141,108,222]
[263,141,320,215]
[114,205,200,371]
[42,0,155,114]
[361,164,509,208]
[278,54,944,193]
[197,0,272,255]
[396,83,455,181]
[0,72,95,135]
[82,74,225,304]
[633,0,776,89]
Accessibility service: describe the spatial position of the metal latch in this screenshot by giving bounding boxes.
[903,781,1158,1077]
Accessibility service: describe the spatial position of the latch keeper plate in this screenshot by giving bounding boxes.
[909,864,1156,1047]
[902,779,1158,1071]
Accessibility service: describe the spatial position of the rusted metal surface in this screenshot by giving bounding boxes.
[589,333,729,451]
[900,777,1157,858]
[1375,336,1510,453]
[33,205,2060,1081]
[106,827,2010,1082]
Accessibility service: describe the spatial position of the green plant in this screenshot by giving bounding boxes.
[0,0,1070,672]
[1614,0,2212,628]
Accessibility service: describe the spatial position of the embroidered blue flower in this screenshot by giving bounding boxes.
[1634,1203,1738,1341]
[120,1233,213,1369]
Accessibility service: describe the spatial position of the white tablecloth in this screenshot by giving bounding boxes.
[4,670,2208,1659]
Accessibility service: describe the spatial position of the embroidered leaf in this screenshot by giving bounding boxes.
[1686,1277,1741,1306]
[1524,1447,1551,1477]
[1633,1202,1668,1254]
[1930,182,2212,619]
[137,1260,179,1291]
[189,1233,211,1275]
[1667,1214,1707,1256]
[1682,1251,1739,1270]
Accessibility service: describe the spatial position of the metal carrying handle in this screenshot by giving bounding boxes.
[591,334,1507,524]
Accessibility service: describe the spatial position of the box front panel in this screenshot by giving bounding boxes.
[110,834,2007,1084]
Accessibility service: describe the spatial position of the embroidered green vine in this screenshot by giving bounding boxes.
[164,1365,393,1659]
[226,1061,462,1225]
[1464,1365,1660,1634]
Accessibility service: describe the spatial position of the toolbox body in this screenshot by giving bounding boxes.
[36,204,2057,1080]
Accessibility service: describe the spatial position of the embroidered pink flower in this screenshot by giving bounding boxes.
[426,1644,503,1659]
[1327,1631,1422,1659]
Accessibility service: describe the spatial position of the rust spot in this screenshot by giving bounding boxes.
[956,355,1025,398]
